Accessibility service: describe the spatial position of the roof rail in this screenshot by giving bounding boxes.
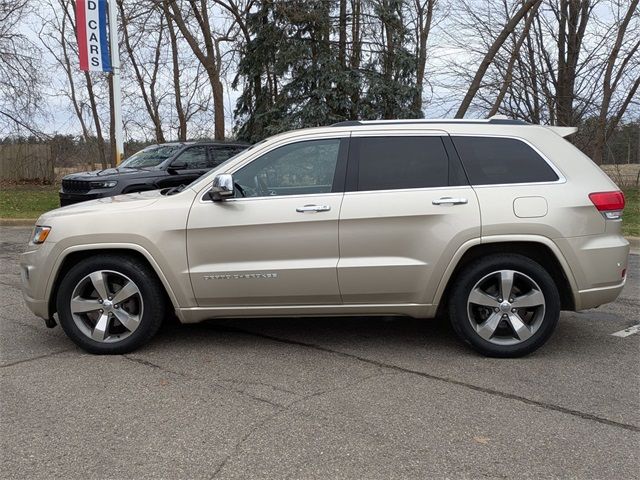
[331,120,362,127]
[331,118,528,127]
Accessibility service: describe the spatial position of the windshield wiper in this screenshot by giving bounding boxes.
[164,184,187,196]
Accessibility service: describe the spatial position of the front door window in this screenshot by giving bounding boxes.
[233,139,341,197]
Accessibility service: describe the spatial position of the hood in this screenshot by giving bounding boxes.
[63,167,160,181]
[38,190,164,222]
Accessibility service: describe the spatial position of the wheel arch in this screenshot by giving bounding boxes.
[435,237,577,316]
[47,245,181,320]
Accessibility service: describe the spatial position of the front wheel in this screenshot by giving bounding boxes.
[56,255,166,354]
[448,254,560,357]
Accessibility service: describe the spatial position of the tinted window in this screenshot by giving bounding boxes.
[211,146,245,165]
[174,146,208,169]
[234,139,341,197]
[354,136,449,191]
[452,136,559,185]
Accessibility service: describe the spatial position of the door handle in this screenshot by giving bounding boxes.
[432,197,468,205]
[296,204,331,213]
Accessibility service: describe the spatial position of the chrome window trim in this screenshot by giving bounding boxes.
[343,184,473,197]
[192,131,350,197]
[198,191,343,205]
[449,133,567,187]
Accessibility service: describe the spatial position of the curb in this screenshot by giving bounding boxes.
[0,219,37,226]
[627,236,640,250]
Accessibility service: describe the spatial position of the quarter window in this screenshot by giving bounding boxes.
[233,139,341,197]
[353,136,449,191]
[452,136,559,185]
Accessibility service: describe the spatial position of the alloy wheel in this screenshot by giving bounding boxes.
[466,269,546,346]
[69,270,143,343]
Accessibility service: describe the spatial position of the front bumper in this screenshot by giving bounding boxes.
[20,243,57,320]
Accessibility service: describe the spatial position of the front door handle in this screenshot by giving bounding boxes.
[296,204,331,213]
[432,197,468,206]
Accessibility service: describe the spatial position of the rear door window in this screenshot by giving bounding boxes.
[452,136,559,185]
[352,136,450,191]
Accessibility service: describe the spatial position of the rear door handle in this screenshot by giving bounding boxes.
[432,197,468,205]
[296,204,331,213]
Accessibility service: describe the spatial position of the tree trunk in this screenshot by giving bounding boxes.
[84,72,107,169]
[349,0,362,119]
[163,4,187,141]
[108,73,117,167]
[411,0,435,115]
[166,0,225,139]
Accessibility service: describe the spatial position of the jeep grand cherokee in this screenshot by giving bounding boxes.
[22,119,629,357]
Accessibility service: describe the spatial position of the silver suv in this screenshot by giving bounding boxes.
[20,119,629,357]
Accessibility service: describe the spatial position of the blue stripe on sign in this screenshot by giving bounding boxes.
[99,0,112,72]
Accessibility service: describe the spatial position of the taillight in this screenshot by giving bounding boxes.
[589,191,625,220]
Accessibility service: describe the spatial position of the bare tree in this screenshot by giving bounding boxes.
[455,0,542,118]
[0,0,43,134]
[591,0,640,163]
[119,0,166,143]
[165,0,238,140]
[488,0,542,116]
[39,0,108,168]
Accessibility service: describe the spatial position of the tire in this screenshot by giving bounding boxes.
[56,254,166,354]
[448,254,560,358]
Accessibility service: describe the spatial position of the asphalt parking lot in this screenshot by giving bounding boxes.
[1,226,638,479]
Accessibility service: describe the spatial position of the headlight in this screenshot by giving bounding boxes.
[31,226,51,244]
[90,180,117,189]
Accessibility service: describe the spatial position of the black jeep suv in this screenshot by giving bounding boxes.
[59,142,248,206]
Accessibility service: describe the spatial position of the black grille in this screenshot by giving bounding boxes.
[62,179,91,192]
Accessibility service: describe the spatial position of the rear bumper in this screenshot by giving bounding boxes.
[555,234,630,310]
[576,281,626,311]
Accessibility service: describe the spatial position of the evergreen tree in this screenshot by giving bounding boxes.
[234,0,422,142]
[361,0,421,119]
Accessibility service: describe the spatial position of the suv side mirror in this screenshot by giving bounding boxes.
[167,162,187,174]
[208,173,234,201]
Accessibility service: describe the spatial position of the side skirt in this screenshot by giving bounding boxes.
[176,303,436,323]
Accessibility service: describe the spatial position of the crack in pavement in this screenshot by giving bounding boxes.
[0,348,75,368]
[208,370,392,480]
[122,354,188,378]
[0,312,62,338]
[122,354,287,409]
[220,326,640,434]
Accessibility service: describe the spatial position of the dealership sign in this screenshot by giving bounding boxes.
[76,0,112,72]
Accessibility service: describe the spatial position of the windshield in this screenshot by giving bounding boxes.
[120,144,183,168]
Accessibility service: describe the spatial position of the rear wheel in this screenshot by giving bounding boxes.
[56,255,166,354]
[448,254,560,357]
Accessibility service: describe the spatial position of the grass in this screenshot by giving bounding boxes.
[622,188,639,237]
[0,182,638,238]
[0,183,59,219]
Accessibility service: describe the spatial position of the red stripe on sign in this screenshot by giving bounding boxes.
[76,0,88,71]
